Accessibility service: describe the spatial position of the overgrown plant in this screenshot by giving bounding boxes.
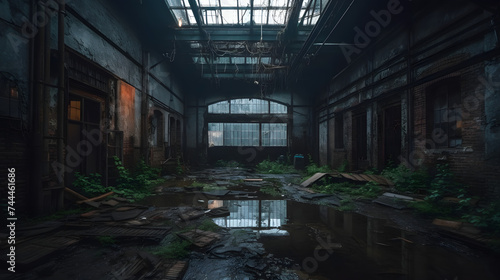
[73,172,112,196]
[153,239,191,259]
[256,158,295,174]
[381,164,430,193]
[306,155,331,175]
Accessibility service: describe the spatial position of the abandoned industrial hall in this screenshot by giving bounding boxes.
[1,0,500,279]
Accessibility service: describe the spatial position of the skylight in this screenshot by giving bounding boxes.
[166,0,327,27]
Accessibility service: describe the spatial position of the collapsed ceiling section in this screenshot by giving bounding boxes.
[163,0,329,83]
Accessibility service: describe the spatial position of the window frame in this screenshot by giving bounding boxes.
[207,98,288,147]
[426,78,462,149]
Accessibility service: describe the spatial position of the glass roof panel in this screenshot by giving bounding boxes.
[220,0,236,7]
[239,0,251,7]
[253,0,269,8]
[270,0,288,7]
[253,9,269,25]
[198,0,219,7]
[221,9,239,25]
[166,0,184,8]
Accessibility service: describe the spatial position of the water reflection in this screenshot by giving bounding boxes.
[258,200,500,280]
[211,200,287,229]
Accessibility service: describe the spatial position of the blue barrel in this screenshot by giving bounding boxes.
[294,154,305,170]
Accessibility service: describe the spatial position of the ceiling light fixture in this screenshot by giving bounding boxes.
[178,19,182,27]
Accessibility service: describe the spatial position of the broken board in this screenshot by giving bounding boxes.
[177,229,221,248]
[301,172,393,188]
[165,260,188,280]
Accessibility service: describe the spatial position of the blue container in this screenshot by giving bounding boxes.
[294,154,305,170]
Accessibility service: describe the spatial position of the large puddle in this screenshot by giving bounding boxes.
[142,179,500,279]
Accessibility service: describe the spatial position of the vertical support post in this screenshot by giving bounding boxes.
[56,1,66,210]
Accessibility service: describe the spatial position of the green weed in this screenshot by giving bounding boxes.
[97,235,116,246]
[153,239,191,259]
[256,159,296,174]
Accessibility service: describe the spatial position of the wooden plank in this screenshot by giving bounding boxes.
[339,173,357,181]
[300,173,328,188]
[64,187,89,201]
[165,261,188,280]
[178,229,221,248]
[244,178,263,182]
[77,191,115,204]
[358,174,373,182]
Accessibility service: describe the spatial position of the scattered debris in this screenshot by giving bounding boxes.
[301,172,393,188]
[101,199,120,207]
[64,187,89,201]
[179,209,206,221]
[76,191,115,204]
[165,260,188,280]
[84,226,171,241]
[178,229,221,248]
[112,209,145,221]
[244,178,263,182]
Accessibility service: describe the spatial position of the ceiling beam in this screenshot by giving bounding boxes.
[283,0,304,41]
[287,0,344,80]
[171,28,311,41]
[187,0,217,79]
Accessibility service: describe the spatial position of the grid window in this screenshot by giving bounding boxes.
[261,123,287,146]
[208,99,287,114]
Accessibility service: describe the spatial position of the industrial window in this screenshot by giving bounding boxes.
[261,123,287,146]
[208,98,288,147]
[334,114,344,149]
[208,98,287,114]
[209,122,286,147]
[427,80,462,148]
